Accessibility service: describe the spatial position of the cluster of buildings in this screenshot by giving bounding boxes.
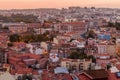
[0,7,120,23]
[0,7,120,80]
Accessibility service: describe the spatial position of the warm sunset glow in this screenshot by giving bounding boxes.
[0,0,120,9]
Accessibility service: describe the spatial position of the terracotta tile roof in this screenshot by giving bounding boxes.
[84,69,109,80]
[108,72,120,80]
[8,57,21,62]
[63,34,71,37]
[16,68,32,74]
[42,72,72,80]
[78,73,91,80]
[32,70,39,75]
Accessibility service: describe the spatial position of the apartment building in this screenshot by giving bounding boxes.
[8,24,27,33]
[61,59,92,71]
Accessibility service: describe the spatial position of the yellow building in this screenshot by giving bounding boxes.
[116,42,120,56]
[61,59,92,71]
[106,44,116,56]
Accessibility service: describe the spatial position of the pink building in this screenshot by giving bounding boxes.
[59,21,87,34]
[27,23,41,29]
[8,24,27,33]
[97,43,107,54]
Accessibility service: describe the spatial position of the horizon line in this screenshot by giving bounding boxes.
[0,6,120,10]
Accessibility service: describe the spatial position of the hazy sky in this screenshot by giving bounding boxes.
[0,0,120,9]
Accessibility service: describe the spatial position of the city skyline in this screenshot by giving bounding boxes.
[0,0,120,9]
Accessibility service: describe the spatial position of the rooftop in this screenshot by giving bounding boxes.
[84,69,109,80]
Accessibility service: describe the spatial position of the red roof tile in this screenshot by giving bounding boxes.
[108,72,120,80]
[78,73,91,80]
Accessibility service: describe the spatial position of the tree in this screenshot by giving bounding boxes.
[68,51,87,59]
[115,22,120,30]
[107,22,120,30]
[22,74,33,80]
[9,33,53,43]
[17,76,22,80]
[106,63,111,70]
[87,55,96,63]
[68,51,96,63]
[7,42,13,47]
[68,51,80,59]
[27,74,33,80]
[107,22,114,27]
[2,26,8,29]
[0,14,38,23]
[84,30,96,39]
[22,74,28,80]
[9,34,21,42]
[88,30,96,38]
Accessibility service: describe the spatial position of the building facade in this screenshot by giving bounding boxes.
[61,59,92,71]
